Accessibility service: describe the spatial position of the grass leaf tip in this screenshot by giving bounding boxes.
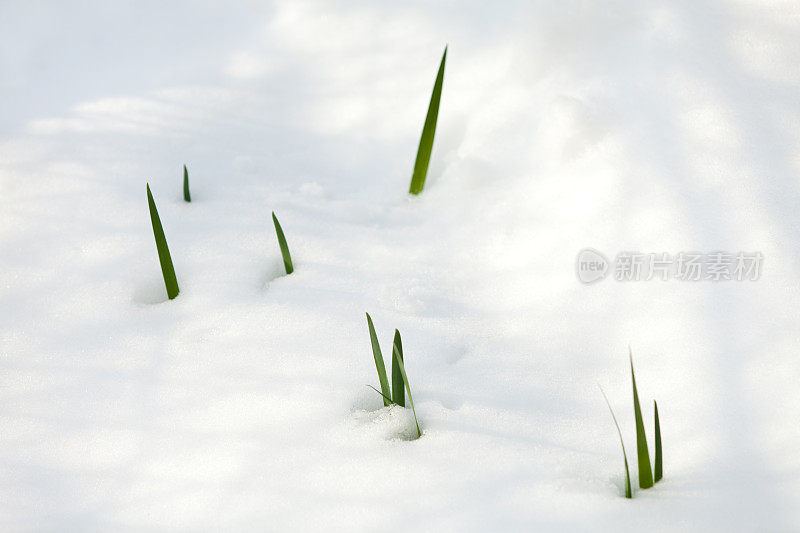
[146,183,179,300]
[272,211,294,275]
[408,45,447,195]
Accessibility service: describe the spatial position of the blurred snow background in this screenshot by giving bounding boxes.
[1,0,800,530]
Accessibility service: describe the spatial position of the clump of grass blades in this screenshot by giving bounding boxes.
[408,46,446,195]
[272,211,293,275]
[599,385,632,499]
[601,350,664,498]
[183,164,191,202]
[365,313,421,438]
[146,183,179,300]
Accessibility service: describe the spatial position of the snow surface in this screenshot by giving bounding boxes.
[2,0,800,530]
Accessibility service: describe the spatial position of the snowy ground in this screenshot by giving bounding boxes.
[2,1,800,530]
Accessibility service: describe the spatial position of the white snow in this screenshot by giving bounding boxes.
[2,0,800,530]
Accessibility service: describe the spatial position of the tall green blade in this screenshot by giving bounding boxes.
[366,313,391,407]
[272,211,294,275]
[630,350,653,489]
[183,164,191,202]
[391,330,405,407]
[654,400,662,482]
[146,183,179,300]
[392,337,421,439]
[599,385,632,499]
[409,46,447,195]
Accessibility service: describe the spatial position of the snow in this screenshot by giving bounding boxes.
[2,0,800,530]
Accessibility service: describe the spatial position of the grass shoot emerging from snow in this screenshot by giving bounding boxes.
[599,384,632,499]
[146,183,179,300]
[409,46,447,195]
[183,164,191,202]
[365,313,421,438]
[601,352,664,498]
[392,335,421,438]
[391,330,405,407]
[654,400,662,482]
[630,350,654,489]
[367,313,391,407]
[272,211,293,275]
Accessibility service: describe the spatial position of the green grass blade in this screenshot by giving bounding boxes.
[392,336,421,439]
[630,349,654,489]
[367,384,393,405]
[391,329,405,407]
[622,451,632,498]
[409,46,447,195]
[183,164,191,202]
[366,313,391,406]
[272,211,294,275]
[146,183,179,300]
[599,385,632,499]
[654,400,662,482]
